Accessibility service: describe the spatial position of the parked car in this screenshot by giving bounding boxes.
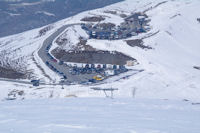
[53,59,57,62]
[63,75,67,79]
[59,72,64,75]
[85,64,89,68]
[88,79,96,83]
[103,64,107,69]
[91,64,95,69]
[59,61,64,65]
[93,75,104,81]
[113,65,117,69]
[45,61,49,65]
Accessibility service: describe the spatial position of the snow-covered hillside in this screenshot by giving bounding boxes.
[0,0,200,100]
[0,98,200,133]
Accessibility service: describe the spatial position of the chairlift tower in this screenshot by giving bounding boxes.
[91,87,118,99]
[60,79,65,89]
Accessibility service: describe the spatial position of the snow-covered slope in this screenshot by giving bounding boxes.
[0,98,200,133]
[0,0,200,100]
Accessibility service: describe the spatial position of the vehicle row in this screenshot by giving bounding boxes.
[45,61,67,79]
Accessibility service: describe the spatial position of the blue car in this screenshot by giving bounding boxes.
[59,72,64,75]
[47,53,51,57]
[63,75,67,79]
[59,61,64,65]
[88,79,96,83]
[45,61,49,65]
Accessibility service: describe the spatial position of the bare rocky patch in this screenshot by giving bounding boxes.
[74,38,96,51]
[55,36,95,52]
[193,66,200,70]
[104,10,117,15]
[55,36,68,46]
[52,49,135,65]
[37,25,53,37]
[197,18,200,23]
[104,10,128,18]
[6,89,25,100]
[170,14,181,19]
[119,13,128,18]
[144,1,168,13]
[126,39,152,49]
[0,66,25,79]
[0,50,32,79]
[81,16,105,22]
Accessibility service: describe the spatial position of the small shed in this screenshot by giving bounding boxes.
[31,80,40,87]
[126,60,136,66]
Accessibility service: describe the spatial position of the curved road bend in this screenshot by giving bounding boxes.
[38,24,96,84]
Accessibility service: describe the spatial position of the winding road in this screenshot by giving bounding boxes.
[38,24,96,84]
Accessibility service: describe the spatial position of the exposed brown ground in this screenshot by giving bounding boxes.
[81,16,105,22]
[0,66,25,79]
[52,49,135,65]
[126,39,152,49]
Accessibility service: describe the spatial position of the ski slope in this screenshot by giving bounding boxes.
[0,98,200,133]
[0,0,200,100]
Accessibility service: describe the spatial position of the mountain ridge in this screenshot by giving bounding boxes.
[0,0,123,37]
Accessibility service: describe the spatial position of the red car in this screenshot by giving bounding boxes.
[53,59,57,62]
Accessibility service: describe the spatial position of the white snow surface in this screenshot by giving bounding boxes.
[0,0,200,100]
[0,98,200,133]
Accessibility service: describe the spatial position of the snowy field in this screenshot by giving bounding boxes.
[0,98,200,133]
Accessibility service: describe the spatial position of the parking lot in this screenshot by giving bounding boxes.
[81,12,150,40]
[38,24,133,84]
